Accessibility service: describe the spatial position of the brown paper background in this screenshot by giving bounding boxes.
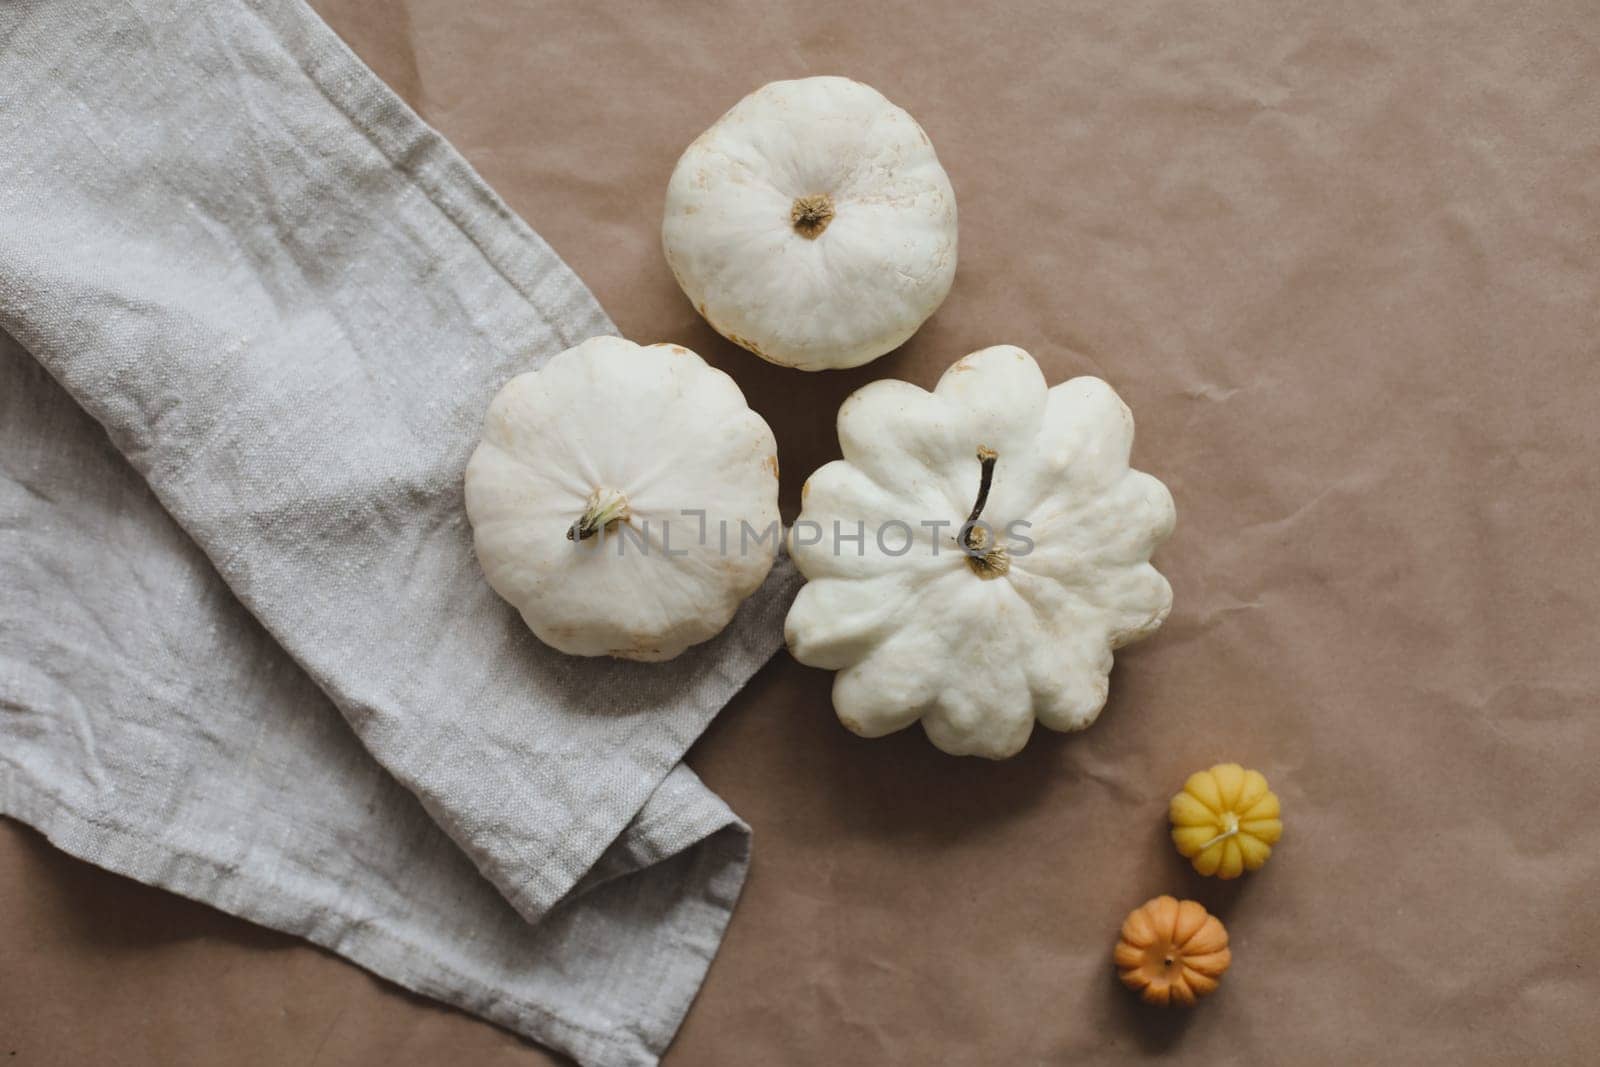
[4,1,1599,1062]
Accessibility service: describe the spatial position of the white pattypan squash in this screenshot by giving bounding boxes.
[662,76,958,372]
[783,346,1176,758]
[465,336,780,661]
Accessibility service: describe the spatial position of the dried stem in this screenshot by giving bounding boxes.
[567,486,630,542]
[960,447,1009,579]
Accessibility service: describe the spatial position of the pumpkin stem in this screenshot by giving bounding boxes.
[1198,811,1242,853]
[790,193,835,239]
[960,447,1010,579]
[567,486,630,542]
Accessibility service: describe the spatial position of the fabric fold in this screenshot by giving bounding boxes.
[0,1,799,1063]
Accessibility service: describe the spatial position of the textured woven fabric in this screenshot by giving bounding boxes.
[0,2,798,1063]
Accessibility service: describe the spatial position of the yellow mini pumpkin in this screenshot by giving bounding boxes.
[1115,896,1231,1006]
[1170,762,1283,879]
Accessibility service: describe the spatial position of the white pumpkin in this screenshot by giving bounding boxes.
[465,336,780,661]
[662,76,958,372]
[784,346,1176,758]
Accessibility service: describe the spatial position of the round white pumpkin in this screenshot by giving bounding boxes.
[465,336,780,661]
[662,76,958,372]
[784,346,1176,758]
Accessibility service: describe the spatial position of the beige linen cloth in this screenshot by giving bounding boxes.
[0,2,799,1063]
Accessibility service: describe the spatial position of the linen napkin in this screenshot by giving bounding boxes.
[0,2,799,1064]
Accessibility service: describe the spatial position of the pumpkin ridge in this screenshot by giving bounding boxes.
[1183,948,1230,969]
[1174,899,1208,945]
[1181,967,1219,995]
[1184,770,1225,812]
[1236,768,1271,809]
[1212,762,1247,809]
[1240,793,1282,819]
[1240,817,1284,839]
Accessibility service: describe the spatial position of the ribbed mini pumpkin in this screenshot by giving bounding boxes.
[1170,763,1284,879]
[1115,896,1231,1006]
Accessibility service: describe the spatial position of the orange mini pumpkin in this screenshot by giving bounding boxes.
[1114,896,1231,1006]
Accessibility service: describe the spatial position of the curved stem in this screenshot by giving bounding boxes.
[960,446,998,552]
[1197,812,1242,852]
[960,447,1010,579]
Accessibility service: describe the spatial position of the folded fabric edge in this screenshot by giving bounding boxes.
[0,769,748,1067]
[572,762,745,900]
[501,562,799,922]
